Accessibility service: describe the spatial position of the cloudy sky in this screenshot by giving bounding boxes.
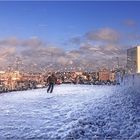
[0,1,140,71]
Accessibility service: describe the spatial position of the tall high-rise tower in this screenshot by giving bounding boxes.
[127,46,140,73]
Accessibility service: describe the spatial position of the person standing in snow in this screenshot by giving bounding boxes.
[47,73,57,93]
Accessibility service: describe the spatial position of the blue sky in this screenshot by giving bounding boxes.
[0,1,140,70]
[0,1,140,48]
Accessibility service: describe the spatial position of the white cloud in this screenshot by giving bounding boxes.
[86,28,120,43]
[0,33,127,71]
[123,19,136,27]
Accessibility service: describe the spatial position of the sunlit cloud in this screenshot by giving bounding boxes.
[123,19,136,27]
[0,47,16,59]
[127,33,140,41]
[86,28,120,43]
[0,37,20,47]
[0,29,128,71]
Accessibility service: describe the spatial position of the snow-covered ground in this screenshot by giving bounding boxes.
[0,84,140,139]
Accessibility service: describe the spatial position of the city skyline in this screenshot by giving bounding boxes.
[0,1,140,71]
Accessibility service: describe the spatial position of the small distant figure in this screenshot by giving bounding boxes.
[47,73,57,93]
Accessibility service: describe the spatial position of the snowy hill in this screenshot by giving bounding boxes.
[0,84,139,139]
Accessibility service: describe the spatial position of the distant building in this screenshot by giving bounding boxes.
[75,72,83,76]
[109,71,116,82]
[0,71,6,82]
[127,46,140,73]
[99,69,110,81]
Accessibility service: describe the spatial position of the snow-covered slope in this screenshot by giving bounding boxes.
[0,84,139,139]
